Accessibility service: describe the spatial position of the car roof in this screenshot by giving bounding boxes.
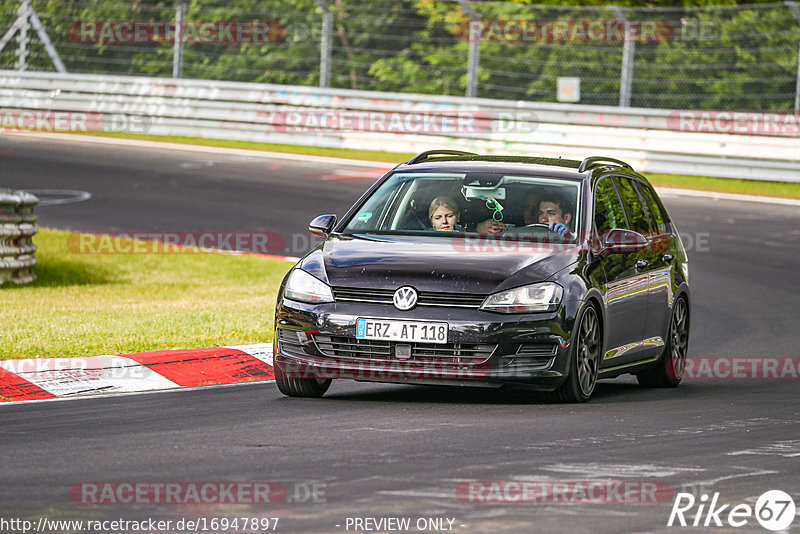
[394,157,588,180]
[394,153,640,183]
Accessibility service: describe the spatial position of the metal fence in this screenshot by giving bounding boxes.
[0,188,38,285]
[3,70,799,181]
[2,1,800,112]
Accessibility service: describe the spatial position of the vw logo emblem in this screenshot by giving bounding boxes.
[393,286,418,311]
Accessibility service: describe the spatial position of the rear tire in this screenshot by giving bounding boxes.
[550,304,601,403]
[637,296,689,388]
[274,360,332,398]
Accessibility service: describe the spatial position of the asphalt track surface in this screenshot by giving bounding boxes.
[2,135,799,533]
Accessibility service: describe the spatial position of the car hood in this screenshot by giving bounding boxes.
[300,233,580,294]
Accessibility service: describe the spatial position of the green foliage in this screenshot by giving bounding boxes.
[1,0,798,110]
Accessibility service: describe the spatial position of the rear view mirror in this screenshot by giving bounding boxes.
[309,214,337,237]
[601,228,647,255]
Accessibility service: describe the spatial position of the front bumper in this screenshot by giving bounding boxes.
[274,297,580,391]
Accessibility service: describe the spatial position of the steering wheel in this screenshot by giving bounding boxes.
[518,223,570,240]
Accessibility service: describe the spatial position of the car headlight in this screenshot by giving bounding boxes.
[480,282,563,313]
[284,269,334,304]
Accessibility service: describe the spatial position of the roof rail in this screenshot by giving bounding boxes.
[578,156,633,173]
[407,150,478,165]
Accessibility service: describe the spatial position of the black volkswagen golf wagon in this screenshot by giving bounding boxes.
[273,151,690,402]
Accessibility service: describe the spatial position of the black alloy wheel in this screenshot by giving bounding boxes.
[552,305,601,403]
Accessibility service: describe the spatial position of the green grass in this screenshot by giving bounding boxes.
[80,131,800,199]
[83,131,416,163]
[0,228,293,359]
[647,173,800,199]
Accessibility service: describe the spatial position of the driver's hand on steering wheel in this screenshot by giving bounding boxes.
[476,219,507,234]
[549,222,571,237]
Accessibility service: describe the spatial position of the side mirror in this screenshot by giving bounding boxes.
[600,228,647,255]
[309,214,337,238]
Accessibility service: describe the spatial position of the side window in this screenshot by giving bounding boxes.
[636,182,670,235]
[614,177,653,235]
[594,178,627,236]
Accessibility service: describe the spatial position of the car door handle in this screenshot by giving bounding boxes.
[635,259,649,269]
[662,253,674,263]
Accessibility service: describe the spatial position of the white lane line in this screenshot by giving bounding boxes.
[22,189,92,206]
[353,427,430,433]
[672,467,779,490]
[539,463,703,478]
[728,440,800,458]
[376,489,454,499]
[179,160,216,169]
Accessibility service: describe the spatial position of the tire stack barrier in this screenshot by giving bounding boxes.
[0,188,39,285]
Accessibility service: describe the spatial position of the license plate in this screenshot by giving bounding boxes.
[356,318,448,344]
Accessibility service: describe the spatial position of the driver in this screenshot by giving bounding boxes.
[538,192,574,238]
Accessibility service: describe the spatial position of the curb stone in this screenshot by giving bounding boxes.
[0,343,274,404]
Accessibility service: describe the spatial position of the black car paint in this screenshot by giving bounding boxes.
[273,158,690,391]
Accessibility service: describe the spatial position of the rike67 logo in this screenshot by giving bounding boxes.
[668,490,796,531]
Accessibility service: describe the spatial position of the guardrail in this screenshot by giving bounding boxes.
[0,188,38,285]
[1,70,799,182]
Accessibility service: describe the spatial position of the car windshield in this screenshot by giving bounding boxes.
[342,171,582,242]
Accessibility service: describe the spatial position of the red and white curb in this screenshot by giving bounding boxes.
[0,343,274,404]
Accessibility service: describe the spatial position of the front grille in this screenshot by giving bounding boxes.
[417,290,487,308]
[331,287,487,309]
[313,334,495,366]
[331,287,394,304]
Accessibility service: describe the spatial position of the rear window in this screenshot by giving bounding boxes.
[594,178,628,235]
[614,177,653,236]
[636,182,671,235]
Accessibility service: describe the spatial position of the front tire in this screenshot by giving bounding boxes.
[551,304,601,403]
[274,360,332,398]
[637,296,689,388]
